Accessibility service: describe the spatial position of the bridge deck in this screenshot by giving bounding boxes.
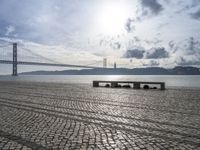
[0,60,101,69]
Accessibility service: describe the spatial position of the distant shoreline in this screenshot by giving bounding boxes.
[20,66,200,75]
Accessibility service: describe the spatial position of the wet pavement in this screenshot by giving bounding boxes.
[0,81,200,150]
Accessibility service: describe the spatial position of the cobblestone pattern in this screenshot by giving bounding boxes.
[0,81,200,150]
[0,136,31,150]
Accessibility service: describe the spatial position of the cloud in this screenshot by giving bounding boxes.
[5,25,15,36]
[183,37,200,55]
[168,40,175,49]
[173,0,200,15]
[149,60,159,66]
[144,38,162,45]
[171,37,200,67]
[176,56,200,66]
[146,47,169,59]
[1,1,200,69]
[143,60,160,66]
[0,0,97,45]
[125,0,164,26]
[111,42,121,49]
[187,37,196,54]
[169,37,200,59]
[167,37,200,66]
[99,36,122,50]
[123,49,145,59]
[0,37,102,65]
[191,9,200,20]
[168,40,179,53]
[125,18,135,33]
[140,0,163,16]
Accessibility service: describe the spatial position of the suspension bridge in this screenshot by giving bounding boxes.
[0,41,107,76]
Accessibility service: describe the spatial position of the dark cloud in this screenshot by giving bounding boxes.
[146,47,169,59]
[191,9,200,20]
[123,49,145,59]
[141,0,163,15]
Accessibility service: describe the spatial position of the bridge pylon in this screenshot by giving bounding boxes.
[12,43,17,76]
[103,58,107,68]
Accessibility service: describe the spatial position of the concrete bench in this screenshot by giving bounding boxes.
[93,81,165,90]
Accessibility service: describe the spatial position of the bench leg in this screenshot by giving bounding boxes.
[161,83,165,90]
[111,82,118,88]
[93,81,99,87]
[134,83,140,89]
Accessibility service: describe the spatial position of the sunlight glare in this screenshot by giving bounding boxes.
[95,1,132,35]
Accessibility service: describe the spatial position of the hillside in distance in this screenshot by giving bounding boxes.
[21,66,200,75]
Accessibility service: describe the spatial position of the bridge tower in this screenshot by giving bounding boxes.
[114,62,117,69]
[12,43,17,76]
[103,58,107,68]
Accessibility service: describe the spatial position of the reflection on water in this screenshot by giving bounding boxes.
[0,75,200,88]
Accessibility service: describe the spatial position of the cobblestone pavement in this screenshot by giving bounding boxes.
[0,81,200,150]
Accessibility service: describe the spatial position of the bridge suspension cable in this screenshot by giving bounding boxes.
[0,42,106,76]
[85,60,103,66]
[0,43,11,48]
[20,47,60,64]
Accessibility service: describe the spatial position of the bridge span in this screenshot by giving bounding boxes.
[0,60,102,69]
[0,43,106,76]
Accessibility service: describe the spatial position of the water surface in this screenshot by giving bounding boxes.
[0,75,200,88]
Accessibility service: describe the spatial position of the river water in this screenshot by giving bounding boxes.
[0,75,200,88]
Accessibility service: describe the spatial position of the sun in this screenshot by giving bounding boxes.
[94,1,132,35]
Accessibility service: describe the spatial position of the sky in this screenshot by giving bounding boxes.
[0,0,200,74]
